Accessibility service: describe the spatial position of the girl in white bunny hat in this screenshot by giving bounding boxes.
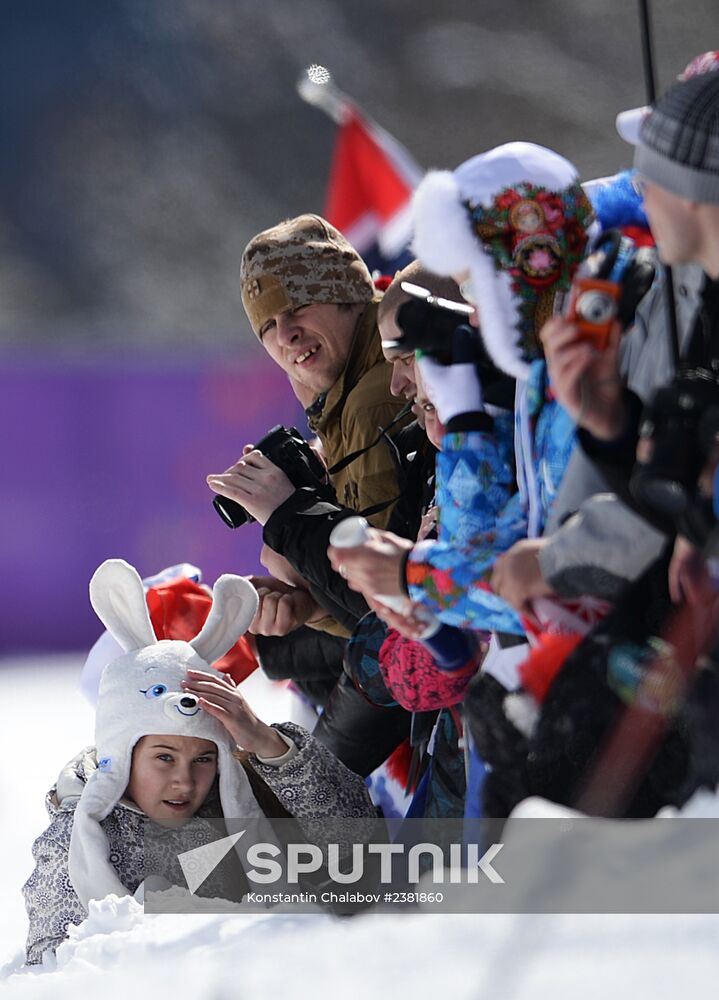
[23,558,375,965]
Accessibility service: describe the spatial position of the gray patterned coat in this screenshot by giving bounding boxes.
[23,722,376,964]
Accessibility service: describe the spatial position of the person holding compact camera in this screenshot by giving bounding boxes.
[489,52,718,620]
[542,71,719,609]
[464,70,719,822]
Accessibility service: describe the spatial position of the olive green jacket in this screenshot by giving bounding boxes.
[307,298,408,529]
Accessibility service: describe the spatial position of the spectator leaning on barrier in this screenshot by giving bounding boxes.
[207,214,415,776]
[465,72,719,820]
[541,70,719,606]
[223,213,406,521]
[208,214,411,636]
[492,52,719,618]
[329,142,594,641]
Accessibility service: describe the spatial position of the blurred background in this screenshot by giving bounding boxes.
[1,0,716,652]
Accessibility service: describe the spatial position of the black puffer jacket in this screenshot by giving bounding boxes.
[255,627,348,707]
[260,422,435,776]
[264,420,434,627]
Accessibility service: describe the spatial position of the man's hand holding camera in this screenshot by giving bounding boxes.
[207,445,295,526]
[540,230,654,442]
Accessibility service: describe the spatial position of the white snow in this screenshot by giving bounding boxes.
[2,655,719,998]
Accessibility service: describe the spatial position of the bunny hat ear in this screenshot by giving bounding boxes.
[190,574,259,665]
[89,559,157,653]
[71,564,264,910]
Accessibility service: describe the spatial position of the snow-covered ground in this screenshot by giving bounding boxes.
[2,654,719,998]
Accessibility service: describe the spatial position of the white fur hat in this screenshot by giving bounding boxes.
[412,141,594,380]
[68,558,262,909]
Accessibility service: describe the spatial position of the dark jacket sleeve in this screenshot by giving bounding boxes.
[577,387,676,536]
[255,626,345,691]
[263,490,371,622]
[309,611,411,778]
[312,673,411,778]
[263,423,434,627]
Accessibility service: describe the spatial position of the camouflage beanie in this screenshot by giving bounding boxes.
[240,214,375,336]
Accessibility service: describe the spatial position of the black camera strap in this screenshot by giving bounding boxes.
[326,400,413,477]
[326,400,413,521]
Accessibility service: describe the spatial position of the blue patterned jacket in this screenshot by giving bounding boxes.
[406,361,576,634]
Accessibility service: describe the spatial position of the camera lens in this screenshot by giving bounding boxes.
[576,290,616,326]
[212,494,252,529]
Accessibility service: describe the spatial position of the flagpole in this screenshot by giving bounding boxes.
[637,0,681,372]
[296,65,421,260]
[296,65,352,125]
[638,0,657,102]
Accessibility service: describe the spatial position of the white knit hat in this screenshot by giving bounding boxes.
[412,141,594,380]
[68,558,262,909]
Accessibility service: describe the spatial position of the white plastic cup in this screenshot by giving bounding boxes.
[329,516,439,629]
[329,516,409,613]
[329,516,371,548]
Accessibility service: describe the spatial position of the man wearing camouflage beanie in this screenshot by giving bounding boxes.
[215,213,407,526]
[207,214,413,775]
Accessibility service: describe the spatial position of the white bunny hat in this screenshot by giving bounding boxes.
[68,558,262,909]
[412,141,594,381]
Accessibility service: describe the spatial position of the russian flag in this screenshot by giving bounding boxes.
[323,106,423,275]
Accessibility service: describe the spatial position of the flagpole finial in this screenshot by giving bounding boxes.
[297,65,351,125]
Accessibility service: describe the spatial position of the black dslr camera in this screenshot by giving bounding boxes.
[212,425,333,529]
[383,282,515,409]
[630,369,719,543]
[566,229,655,349]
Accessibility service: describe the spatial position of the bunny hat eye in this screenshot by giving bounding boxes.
[140,684,168,699]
